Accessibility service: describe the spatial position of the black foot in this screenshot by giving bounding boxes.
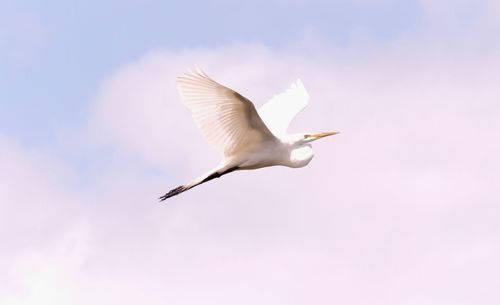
[159,185,187,202]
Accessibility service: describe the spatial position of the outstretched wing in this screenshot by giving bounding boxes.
[177,69,276,157]
[258,79,310,137]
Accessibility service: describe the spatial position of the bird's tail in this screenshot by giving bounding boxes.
[159,165,239,202]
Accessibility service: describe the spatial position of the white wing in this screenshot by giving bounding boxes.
[177,70,276,157]
[258,79,310,137]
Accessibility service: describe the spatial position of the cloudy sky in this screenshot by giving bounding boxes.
[1,0,500,304]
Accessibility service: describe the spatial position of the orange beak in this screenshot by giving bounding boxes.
[305,131,340,140]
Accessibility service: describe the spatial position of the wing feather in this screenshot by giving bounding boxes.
[177,69,276,157]
[258,79,310,137]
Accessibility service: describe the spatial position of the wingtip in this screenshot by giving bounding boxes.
[194,65,207,76]
[177,67,210,82]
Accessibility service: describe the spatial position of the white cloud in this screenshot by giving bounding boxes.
[0,136,86,304]
[3,224,91,305]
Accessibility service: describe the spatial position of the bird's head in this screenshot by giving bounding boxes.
[301,131,339,144]
[284,131,338,168]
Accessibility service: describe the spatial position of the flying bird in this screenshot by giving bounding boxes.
[159,69,338,201]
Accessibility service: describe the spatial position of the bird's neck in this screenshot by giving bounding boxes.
[287,144,314,168]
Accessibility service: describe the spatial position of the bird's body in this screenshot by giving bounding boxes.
[223,136,314,171]
[159,69,337,201]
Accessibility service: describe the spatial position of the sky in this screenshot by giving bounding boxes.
[1,0,500,304]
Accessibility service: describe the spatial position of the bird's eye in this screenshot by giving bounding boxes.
[304,134,312,139]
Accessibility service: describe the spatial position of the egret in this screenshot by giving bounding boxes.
[159,69,338,201]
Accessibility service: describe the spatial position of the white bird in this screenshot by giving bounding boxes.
[159,69,338,201]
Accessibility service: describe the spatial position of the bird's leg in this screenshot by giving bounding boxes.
[199,166,239,184]
[159,166,239,202]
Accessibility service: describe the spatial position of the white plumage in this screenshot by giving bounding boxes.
[258,78,309,137]
[160,69,338,201]
[177,69,275,157]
